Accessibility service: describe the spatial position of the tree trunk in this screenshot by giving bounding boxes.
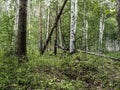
[70,0,78,54]
[58,0,63,48]
[46,3,51,51]
[27,0,31,46]
[13,0,19,53]
[83,0,88,52]
[116,0,120,43]
[98,2,106,53]
[46,5,50,40]
[17,0,28,60]
[54,0,59,55]
[39,1,43,54]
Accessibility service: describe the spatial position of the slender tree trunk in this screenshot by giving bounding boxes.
[74,0,78,32]
[54,0,59,55]
[116,0,120,44]
[46,4,50,51]
[39,1,43,54]
[83,0,88,52]
[98,2,106,53]
[58,0,63,48]
[46,5,50,41]
[13,0,19,53]
[27,0,31,46]
[70,0,78,54]
[17,0,28,60]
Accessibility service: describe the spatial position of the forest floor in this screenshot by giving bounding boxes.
[0,51,120,90]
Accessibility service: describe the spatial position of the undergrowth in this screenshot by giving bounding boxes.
[0,51,120,90]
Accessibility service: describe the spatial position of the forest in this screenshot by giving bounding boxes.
[0,0,120,89]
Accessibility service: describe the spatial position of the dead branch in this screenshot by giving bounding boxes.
[41,0,68,55]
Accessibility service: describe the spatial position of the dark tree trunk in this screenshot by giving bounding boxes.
[54,27,57,55]
[117,0,120,42]
[17,0,28,60]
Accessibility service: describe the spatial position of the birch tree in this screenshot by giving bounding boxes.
[46,0,51,40]
[98,1,106,52]
[58,0,63,48]
[54,0,59,55]
[13,0,19,53]
[39,1,43,54]
[70,0,78,53]
[83,0,88,51]
[27,0,31,45]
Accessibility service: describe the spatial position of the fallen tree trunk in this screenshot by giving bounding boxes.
[79,50,120,61]
[57,44,69,51]
[41,0,68,55]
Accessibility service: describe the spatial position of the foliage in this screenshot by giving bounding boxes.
[0,52,120,89]
[0,13,14,52]
[0,0,120,89]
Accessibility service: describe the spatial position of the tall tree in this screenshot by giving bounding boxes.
[27,0,31,46]
[54,0,59,55]
[58,0,63,48]
[83,0,88,51]
[116,0,120,42]
[46,0,51,51]
[17,0,28,59]
[70,0,78,54]
[13,0,19,53]
[98,1,106,53]
[46,4,50,41]
[39,1,43,54]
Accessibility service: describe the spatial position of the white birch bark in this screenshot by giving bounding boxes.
[28,0,31,45]
[98,2,106,52]
[39,1,43,54]
[74,0,78,32]
[58,0,63,47]
[70,0,78,53]
[83,0,88,51]
[13,0,19,52]
[46,5,50,40]
[58,18,63,47]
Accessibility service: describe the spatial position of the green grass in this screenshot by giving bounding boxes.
[105,51,120,58]
[0,51,120,90]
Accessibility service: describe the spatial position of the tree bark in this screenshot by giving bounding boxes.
[54,0,59,55]
[57,0,63,48]
[39,1,43,54]
[98,2,106,53]
[70,0,78,54]
[46,2,51,51]
[83,0,88,52]
[17,0,28,59]
[13,0,19,53]
[116,0,120,43]
[46,5,50,40]
[27,0,31,46]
